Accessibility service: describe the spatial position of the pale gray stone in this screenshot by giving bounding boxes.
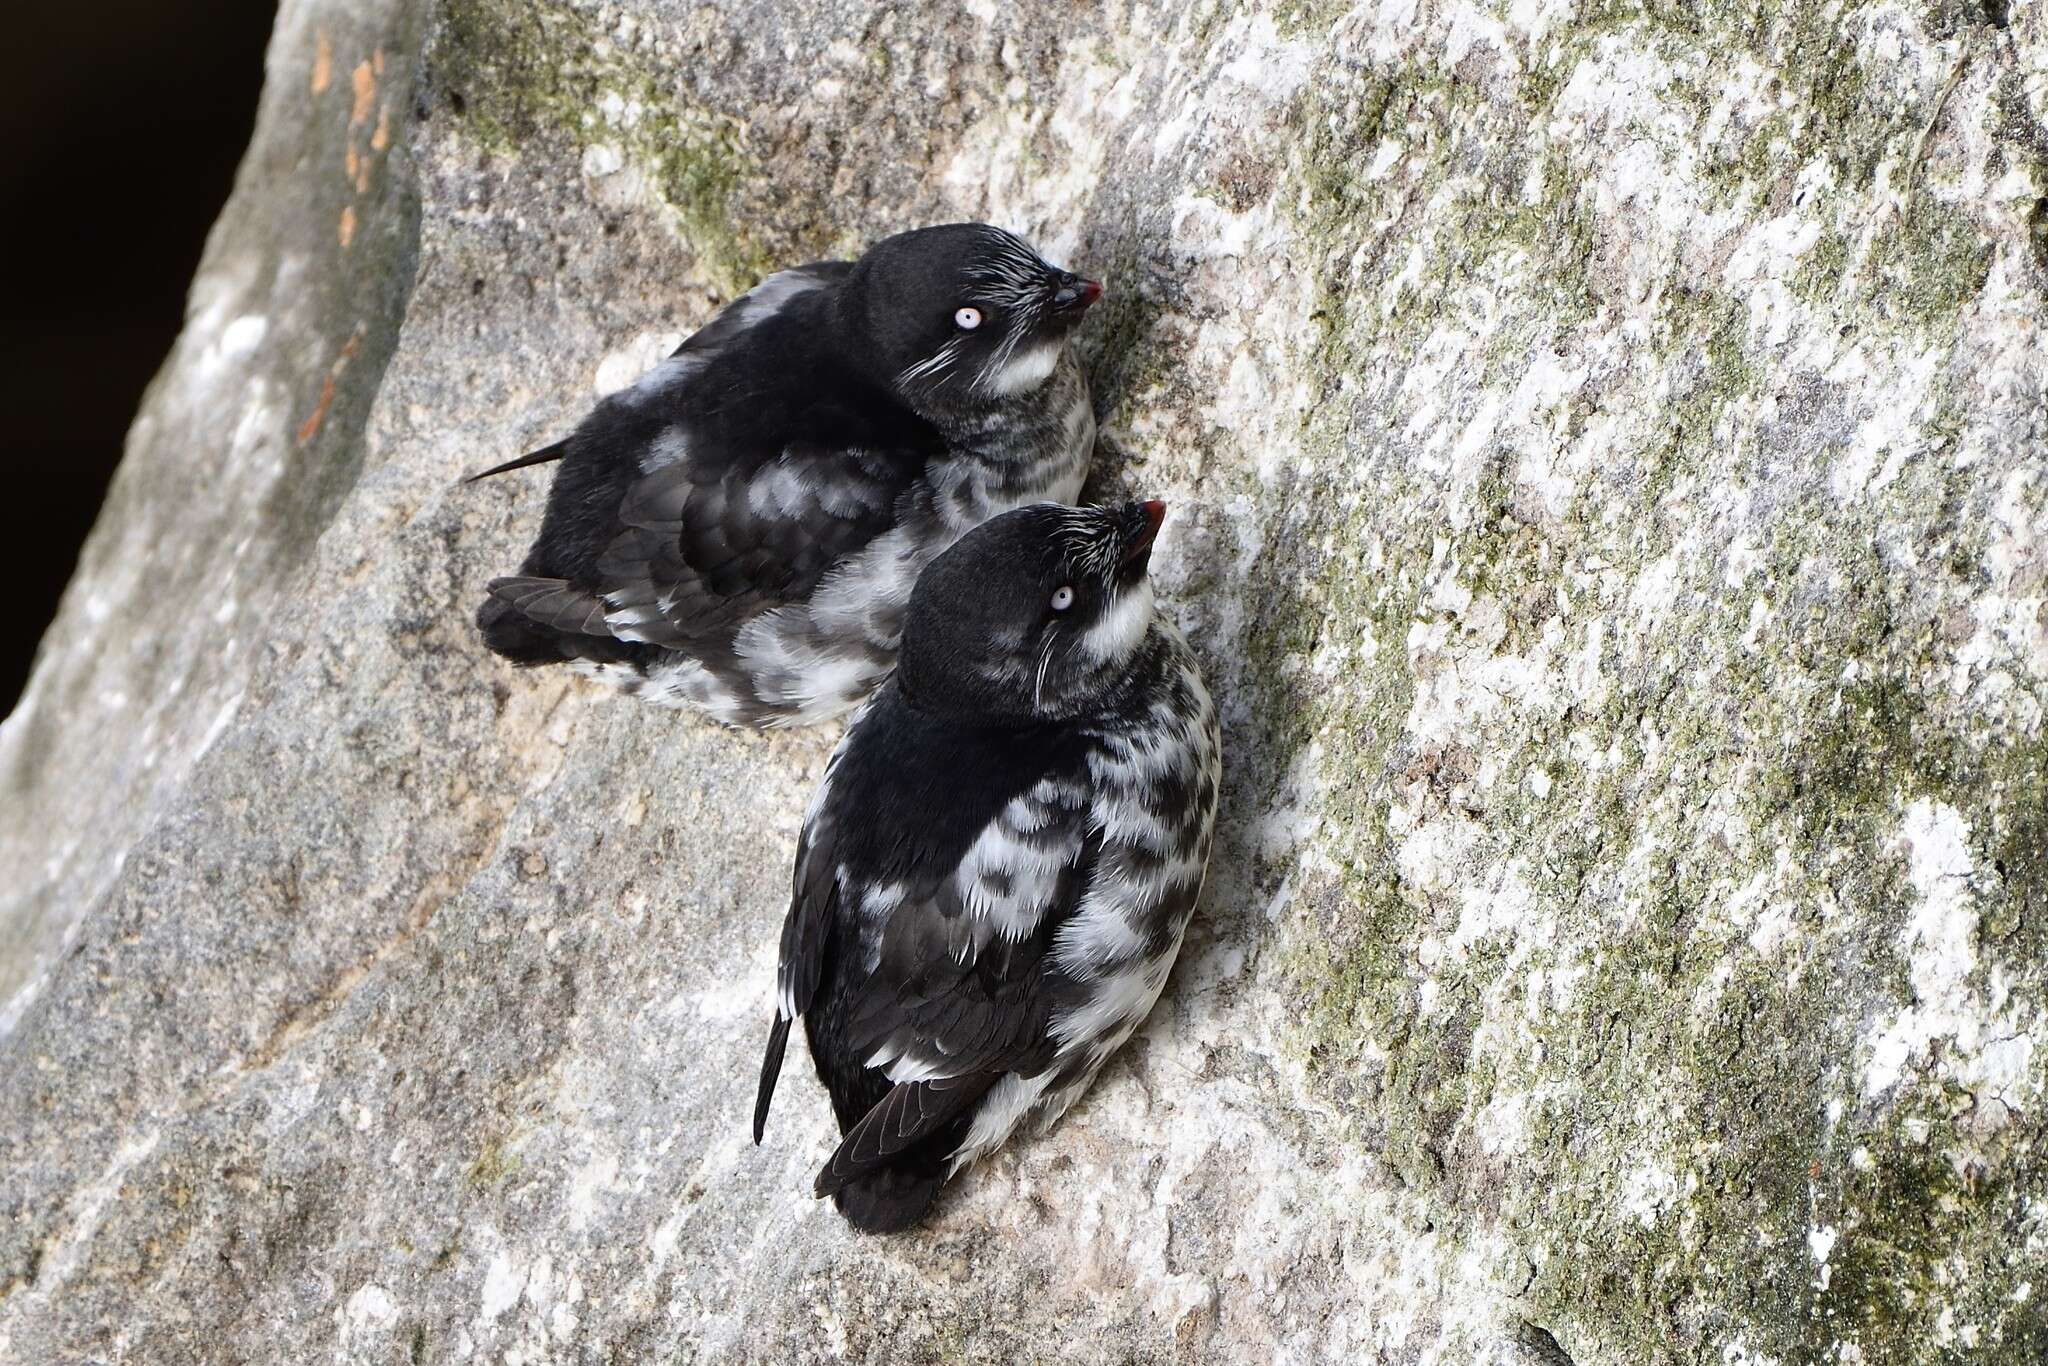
[2,1,2044,1362]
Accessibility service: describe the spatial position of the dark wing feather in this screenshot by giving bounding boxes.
[753,748,853,1141]
[485,576,613,635]
[813,1074,996,1198]
[668,260,849,360]
[779,813,843,1022]
[840,902,1075,1082]
[817,821,1099,1194]
[760,698,1094,1174]
[595,443,911,647]
[840,797,1099,1087]
[805,859,1093,1193]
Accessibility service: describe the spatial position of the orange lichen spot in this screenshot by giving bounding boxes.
[371,104,392,153]
[296,328,366,445]
[373,48,386,76]
[311,31,333,95]
[297,374,338,445]
[351,61,376,128]
[338,205,358,250]
[356,156,373,195]
[345,146,361,184]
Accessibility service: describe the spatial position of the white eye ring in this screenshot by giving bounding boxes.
[954,306,983,330]
[1050,585,1075,612]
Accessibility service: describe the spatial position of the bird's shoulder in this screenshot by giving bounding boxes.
[668,260,852,362]
[815,687,1096,902]
[629,261,939,473]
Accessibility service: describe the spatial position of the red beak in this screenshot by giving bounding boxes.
[1123,499,1166,564]
[1054,276,1105,312]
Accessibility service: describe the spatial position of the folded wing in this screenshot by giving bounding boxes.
[754,748,1100,1201]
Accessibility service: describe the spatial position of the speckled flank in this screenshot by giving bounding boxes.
[0,0,2044,1363]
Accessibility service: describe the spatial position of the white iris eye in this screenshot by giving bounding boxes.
[954,306,983,331]
[1050,585,1075,612]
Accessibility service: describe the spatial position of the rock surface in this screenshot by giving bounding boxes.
[3,0,2046,1361]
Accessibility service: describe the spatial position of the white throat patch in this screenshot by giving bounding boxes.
[1079,579,1155,666]
[979,342,1061,397]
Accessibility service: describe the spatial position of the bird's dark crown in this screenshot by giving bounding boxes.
[897,499,1165,723]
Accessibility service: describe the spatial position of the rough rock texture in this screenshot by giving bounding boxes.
[3,0,2045,1361]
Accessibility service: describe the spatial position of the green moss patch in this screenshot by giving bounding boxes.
[432,1,772,293]
[1254,2,2040,1358]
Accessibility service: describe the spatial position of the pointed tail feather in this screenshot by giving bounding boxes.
[464,439,570,483]
[754,1015,792,1144]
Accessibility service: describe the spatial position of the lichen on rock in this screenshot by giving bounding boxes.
[1,1,2044,1362]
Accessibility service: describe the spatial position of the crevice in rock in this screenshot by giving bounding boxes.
[1513,1321,1577,1366]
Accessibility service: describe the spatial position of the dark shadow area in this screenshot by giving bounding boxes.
[1,5,279,712]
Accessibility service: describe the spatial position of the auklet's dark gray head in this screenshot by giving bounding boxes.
[897,499,1164,722]
[844,223,1103,416]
